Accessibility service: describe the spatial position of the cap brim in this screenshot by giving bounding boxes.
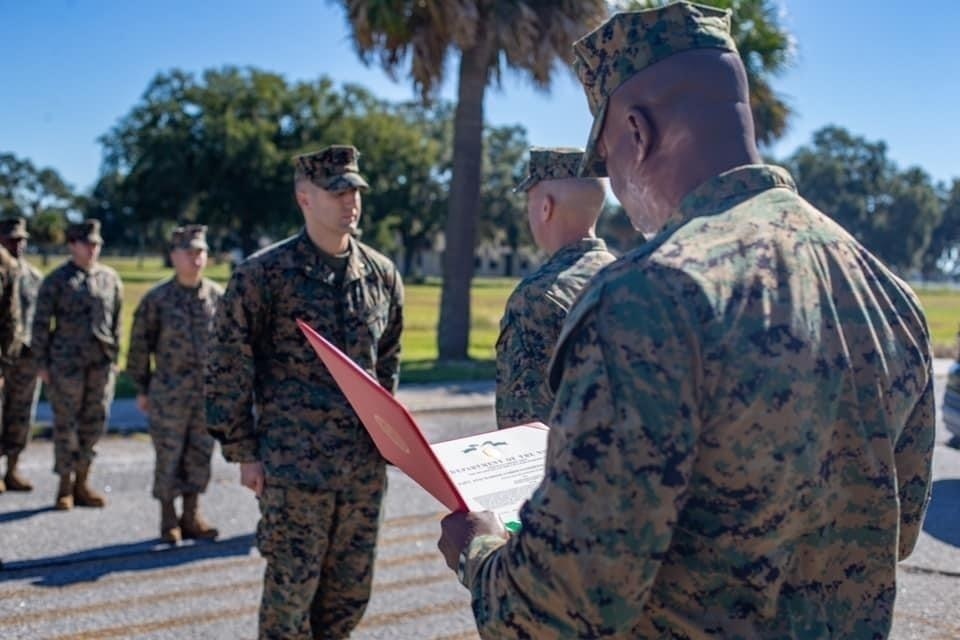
[187,240,209,250]
[3,232,28,240]
[578,99,609,178]
[325,172,369,192]
[513,174,538,193]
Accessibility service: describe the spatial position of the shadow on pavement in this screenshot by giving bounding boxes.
[0,505,56,524]
[0,533,256,586]
[922,478,960,547]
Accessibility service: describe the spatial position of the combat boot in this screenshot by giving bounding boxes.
[55,473,74,510]
[180,492,218,540]
[4,454,33,492]
[160,499,181,544]
[73,463,106,508]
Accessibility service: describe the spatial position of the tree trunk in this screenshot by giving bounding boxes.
[438,45,489,361]
[402,234,416,277]
[240,218,258,258]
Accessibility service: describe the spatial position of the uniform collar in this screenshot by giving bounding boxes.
[658,164,797,235]
[549,237,608,262]
[295,230,367,286]
[173,277,211,299]
[68,260,95,275]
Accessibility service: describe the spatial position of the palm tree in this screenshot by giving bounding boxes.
[620,0,795,146]
[339,0,608,360]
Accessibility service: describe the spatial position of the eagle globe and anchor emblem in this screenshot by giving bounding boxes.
[461,440,509,459]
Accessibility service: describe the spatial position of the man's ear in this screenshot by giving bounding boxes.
[295,187,309,210]
[541,193,555,223]
[625,106,654,166]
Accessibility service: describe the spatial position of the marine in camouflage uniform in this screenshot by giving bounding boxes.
[496,147,615,428]
[33,219,122,510]
[442,4,935,638]
[0,240,23,494]
[943,326,960,438]
[0,218,37,493]
[128,225,223,544]
[206,145,403,640]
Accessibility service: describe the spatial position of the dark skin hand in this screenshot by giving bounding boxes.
[438,510,509,572]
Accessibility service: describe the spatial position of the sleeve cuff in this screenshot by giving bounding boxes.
[459,534,507,589]
[219,439,260,463]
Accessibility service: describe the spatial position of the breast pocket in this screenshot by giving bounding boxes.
[161,302,192,335]
[362,299,390,344]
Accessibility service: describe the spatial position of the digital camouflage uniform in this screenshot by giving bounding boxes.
[33,220,122,478]
[0,218,42,467]
[0,243,24,490]
[943,328,960,438]
[207,145,403,640]
[128,228,223,503]
[457,6,935,639]
[496,148,616,428]
[0,245,23,375]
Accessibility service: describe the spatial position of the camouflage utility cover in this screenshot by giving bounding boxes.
[0,217,30,240]
[65,218,104,244]
[170,225,209,251]
[514,147,586,193]
[573,2,738,177]
[294,145,370,193]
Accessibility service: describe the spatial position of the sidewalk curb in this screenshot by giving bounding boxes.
[30,380,497,437]
[28,358,955,437]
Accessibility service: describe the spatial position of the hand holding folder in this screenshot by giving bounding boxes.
[297,319,548,528]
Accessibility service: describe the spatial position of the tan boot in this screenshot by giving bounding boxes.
[180,493,218,540]
[55,473,74,510]
[73,463,106,508]
[160,499,182,544]
[4,453,33,492]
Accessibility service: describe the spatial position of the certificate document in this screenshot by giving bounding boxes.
[431,424,548,528]
[298,319,548,527]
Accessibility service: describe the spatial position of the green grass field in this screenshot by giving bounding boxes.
[28,255,959,397]
[29,256,514,394]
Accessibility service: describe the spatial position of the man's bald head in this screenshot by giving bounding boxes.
[598,48,759,234]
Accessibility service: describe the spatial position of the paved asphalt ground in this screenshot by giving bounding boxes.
[0,365,958,639]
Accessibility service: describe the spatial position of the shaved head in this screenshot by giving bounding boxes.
[598,49,760,235]
[527,176,607,255]
[542,177,606,220]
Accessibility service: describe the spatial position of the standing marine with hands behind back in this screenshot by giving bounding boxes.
[33,219,122,511]
[128,225,223,544]
[439,3,935,638]
[495,147,615,429]
[206,145,404,640]
[0,217,38,493]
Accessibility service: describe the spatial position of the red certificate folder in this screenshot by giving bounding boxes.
[297,319,548,521]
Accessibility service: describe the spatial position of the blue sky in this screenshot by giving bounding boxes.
[1,0,958,194]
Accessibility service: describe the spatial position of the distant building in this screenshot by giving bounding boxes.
[394,232,543,280]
